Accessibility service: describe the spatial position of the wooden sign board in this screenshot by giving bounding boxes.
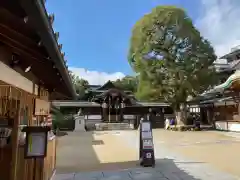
[34,98,50,116]
[22,126,50,159]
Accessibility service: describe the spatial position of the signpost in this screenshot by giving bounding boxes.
[139,118,155,167]
[22,126,51,180]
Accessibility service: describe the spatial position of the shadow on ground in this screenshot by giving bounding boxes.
[55,158,203,180]
[55,131,203,179]
[56,131,102,174]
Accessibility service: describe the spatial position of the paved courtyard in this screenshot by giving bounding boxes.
[55,131,139,174]
[54,130,240,180]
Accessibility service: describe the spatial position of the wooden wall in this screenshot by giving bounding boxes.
[0,80,35,125]
[0,81,56,180]
[15,138,56,180]
[0,146,12,180]
[43,138,56,180]
[213,105,239,122]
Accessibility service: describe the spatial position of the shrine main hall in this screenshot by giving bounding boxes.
[51,81,173,129]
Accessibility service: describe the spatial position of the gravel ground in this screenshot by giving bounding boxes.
[56,131,138,174]
[54,129,240,180]
[151,130,240,177]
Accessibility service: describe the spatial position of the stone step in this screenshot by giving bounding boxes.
[95,123,133,131]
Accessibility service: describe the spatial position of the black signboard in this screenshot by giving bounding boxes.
[139,119,155,167]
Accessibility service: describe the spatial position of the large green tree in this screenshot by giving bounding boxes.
[69,71,89,98]
[128,6,217,124]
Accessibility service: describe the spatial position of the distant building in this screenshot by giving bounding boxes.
[52,80,173,129]
[214,45,240,83]
[188,46,240,132]
[83,80,136,102]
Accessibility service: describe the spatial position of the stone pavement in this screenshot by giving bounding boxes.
[54,131,240,180]
[54,166,197,180]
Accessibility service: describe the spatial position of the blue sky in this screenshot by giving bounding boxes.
[46,0,240,84]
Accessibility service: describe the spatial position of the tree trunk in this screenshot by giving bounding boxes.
[175,104,187,126]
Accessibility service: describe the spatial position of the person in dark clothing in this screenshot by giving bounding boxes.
[170,118,175,125]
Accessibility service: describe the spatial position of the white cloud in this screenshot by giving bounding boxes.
[69,67,125,85]
[70,1,240,84]
[197,0,240,59]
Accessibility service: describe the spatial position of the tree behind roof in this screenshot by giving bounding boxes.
[69,70,89,98]
[113,76,138,93]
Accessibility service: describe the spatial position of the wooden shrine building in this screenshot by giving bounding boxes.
[0,1,75,180]
[188,46,240,132]
[52,81,173,128]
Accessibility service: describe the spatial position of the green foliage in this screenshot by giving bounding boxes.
[113,76,138,92]
[52,110,64,130]
[128,6,217,109]
[69,70,89,98]
[52,107,76,131]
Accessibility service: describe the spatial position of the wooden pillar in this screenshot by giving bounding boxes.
[102,102,108,122]
[10,109,20,180]
[120,102,125,122]
[160,108,164,121]
[238,102,240,115]
[108,96,112,123]
[119,109,123,122]
[211,104,216,128]
[100,106,103,121]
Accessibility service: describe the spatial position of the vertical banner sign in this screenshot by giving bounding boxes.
[139,119,155,167]
[108,96,111,123]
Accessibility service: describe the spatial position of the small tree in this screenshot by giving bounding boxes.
[128,6,217,125]
[69,70,89,98]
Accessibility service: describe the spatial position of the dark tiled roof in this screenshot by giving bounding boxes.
[96,81,116,90]
[20,0,76,98]
[220,49,240,59]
